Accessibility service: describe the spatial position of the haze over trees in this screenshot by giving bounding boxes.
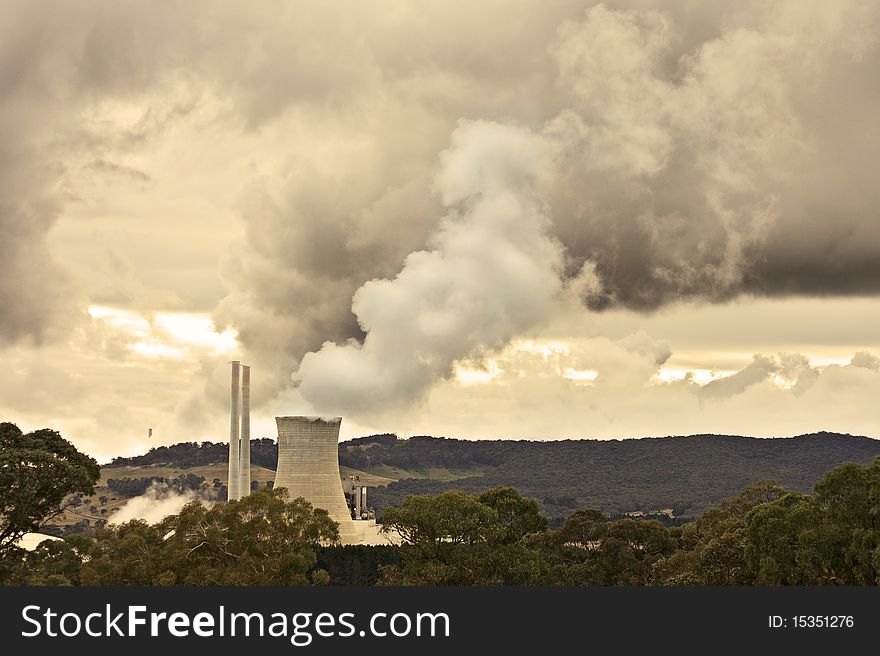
[80,489,338,586]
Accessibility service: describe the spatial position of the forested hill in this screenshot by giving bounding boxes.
[106,432,880,523]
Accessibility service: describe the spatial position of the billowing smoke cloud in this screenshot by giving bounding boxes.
[4,1,880,440]
[851,351,880,371]
[700,353,817,400]
[110,484,204,526]
[0,1,204,343]
[546,1,880,309]
[0,31,72,344]
[295,121,561,411]
[289,1,880,414]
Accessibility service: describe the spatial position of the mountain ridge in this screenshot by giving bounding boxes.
[102,431,880,524]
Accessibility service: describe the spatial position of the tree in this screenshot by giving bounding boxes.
[381,489,496,560]
[651,481,786,586]
[478,487,548,545]
[591,519,674,585]
[743,493,814,584]
[555,508,608,549]
[315,545,405,586]
[80,489,339,585]
[80,520,168,585]
[799,458,880,584]
[160,488,339,585]
[378,488,552,585]
[17,535,98,586]
[0,423,100,554]
[545,510,674,585]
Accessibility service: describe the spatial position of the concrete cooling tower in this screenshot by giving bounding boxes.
[274,416,393,545]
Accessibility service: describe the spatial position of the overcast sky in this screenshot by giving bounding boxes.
[3,0,880,461]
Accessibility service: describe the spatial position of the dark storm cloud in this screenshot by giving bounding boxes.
[0,0,193,343]
[544,1,880,310]
[4,0,880,416]
[0,174,69,345]
[0,46,75,344]
[288,1,880,412]
[202,2,880,408]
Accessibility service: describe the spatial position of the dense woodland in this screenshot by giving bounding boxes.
[109,438,280,469]
[109,431,880,523]
[2,421,880,586]
[4,463,880,586]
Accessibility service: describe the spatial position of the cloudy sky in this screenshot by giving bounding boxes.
[3,0,880,461]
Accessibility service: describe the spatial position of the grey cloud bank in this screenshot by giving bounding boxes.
[1,1,880,449]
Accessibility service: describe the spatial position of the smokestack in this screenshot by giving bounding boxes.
[228,360,241,501]
[239,365,251,498]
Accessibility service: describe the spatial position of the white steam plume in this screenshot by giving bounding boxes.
[294,120,564,413]
[110,483,205,526]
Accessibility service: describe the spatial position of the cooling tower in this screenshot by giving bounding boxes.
[274,416,361,543]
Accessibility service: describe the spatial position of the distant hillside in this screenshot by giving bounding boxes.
[108,438,280,470]
[105,431,880,524]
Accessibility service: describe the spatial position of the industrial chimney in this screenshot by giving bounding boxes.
[227,361,252,502]
[239,365,251,499]
[227,361,241,501]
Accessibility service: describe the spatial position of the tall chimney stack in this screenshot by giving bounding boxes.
[227,360,241,501]
[239,365,251,498]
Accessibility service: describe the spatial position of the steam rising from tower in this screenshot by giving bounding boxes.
[227,360,251,502]
[227,367,393,543]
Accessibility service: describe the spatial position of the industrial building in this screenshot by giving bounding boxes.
[227,362,392,545]
[274,416,392,545]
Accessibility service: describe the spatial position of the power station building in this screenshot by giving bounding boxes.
[227,363,392,545]
[275,416,389,545]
